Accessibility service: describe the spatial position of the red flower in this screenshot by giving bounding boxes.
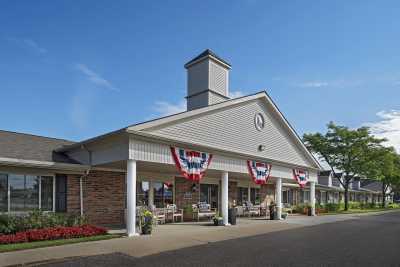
[0,225,107,244]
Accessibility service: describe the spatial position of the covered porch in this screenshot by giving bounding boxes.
[96,156,316,236]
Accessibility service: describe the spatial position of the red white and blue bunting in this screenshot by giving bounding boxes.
[247,160,272,185]
[293,169,309,188]
[170,147,213,181]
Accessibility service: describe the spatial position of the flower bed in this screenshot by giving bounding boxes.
[0,225,107,245]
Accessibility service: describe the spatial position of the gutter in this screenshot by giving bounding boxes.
[0,157,89,172]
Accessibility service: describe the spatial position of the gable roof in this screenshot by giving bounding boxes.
[127,91,321,169]
[55,90,321,170]
[0,130,78,164]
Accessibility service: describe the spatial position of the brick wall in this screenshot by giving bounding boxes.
[174,177,200,210]
[67,170,126,226]
[228,181,238,207]
[66,174,81,215]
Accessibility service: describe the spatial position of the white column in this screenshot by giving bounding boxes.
[275,177,282,220]
[148,181,154,208]
[221,171,229,226]
[247,185,251,203]
[310,181,316,216]
[127,160,138,236]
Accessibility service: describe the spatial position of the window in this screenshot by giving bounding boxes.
[320,191,327,204]
[9,174,39,212]
[154,182,174,208]
[137,180,174,208]
[237,187,248,206]
[302,190,310,203]
[0,174,7,212]
[1,174,54,213]
[200,184,218,209]
[136,181,149,206]
[41,176,54,211]
[250,188,260,205]
[282,190,289,204]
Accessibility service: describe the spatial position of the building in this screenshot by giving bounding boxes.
[0,49,322,236]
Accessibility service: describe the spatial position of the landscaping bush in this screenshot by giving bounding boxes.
[388,203,400,209]
[0,225,107,245]
[325,203,340,212]
[292,204,307,214]
[0,210,87,235]
[349,201,361,209]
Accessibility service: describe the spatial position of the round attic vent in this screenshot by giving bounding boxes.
[254,113,265,131]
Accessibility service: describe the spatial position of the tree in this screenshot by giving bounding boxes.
[303,122,386,210]
[369,147,400,207]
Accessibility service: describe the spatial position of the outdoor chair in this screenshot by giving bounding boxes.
[235,205,244,217]
[282,203,293,214]
[167,204,183,222]
[149,205,166,225]
[192,202,217,221]
[243,201,260,217]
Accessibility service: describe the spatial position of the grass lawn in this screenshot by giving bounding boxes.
[0,234,121,253]
[319,208,399,216]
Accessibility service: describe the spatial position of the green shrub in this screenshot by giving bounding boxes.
[0,211,87,235]
[349,201,361,209]
[292,204,307,214]
[325,203,340,212]
[388,203,400,209]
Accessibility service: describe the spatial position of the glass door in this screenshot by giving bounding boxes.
[200,184,219,209]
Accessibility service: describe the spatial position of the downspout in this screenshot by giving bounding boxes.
[81,145,93,217]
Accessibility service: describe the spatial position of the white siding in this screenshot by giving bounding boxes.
[187,59,209,96]
[67,134,129,165]
[129,138,318,183]
[209,61,228,96]
[187,93,209,111]
[208,92,228,105]
[142,99,312,167]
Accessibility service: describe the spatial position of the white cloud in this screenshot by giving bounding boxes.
[229,90,244,98]
[153,100,186,117]
[364,110,400,153]
[5,37,47,54]
[75,63,119,92]
[298,81,329,88]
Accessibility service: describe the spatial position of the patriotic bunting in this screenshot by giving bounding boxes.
[170,147,213,181]
[247,160,272,185]
[293,169,309,188]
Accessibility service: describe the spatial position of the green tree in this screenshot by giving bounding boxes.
[303,122,385,210]
[369,147,400,207]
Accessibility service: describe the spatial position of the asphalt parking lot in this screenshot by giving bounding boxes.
[37,211,400,267]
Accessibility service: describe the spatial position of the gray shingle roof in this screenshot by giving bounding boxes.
[0,130,78,164]
[184,49,231,68]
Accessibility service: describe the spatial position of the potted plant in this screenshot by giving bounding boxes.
[183,204,194,221]
[213,215,224,226]
[141,209,153,235]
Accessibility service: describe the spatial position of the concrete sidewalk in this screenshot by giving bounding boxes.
[0,211,388,267]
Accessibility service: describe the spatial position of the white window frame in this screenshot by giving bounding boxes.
[0,173,56,214]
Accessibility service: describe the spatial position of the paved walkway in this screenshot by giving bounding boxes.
[0,211,394,267]
[37,210,400,267]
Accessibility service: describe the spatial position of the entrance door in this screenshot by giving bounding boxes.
[200,184,219,209]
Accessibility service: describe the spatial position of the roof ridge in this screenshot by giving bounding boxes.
[0,129,75,143]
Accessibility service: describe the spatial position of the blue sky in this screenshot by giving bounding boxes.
[1,1,399,150]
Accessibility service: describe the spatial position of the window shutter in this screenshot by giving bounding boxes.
[55,174,67,212]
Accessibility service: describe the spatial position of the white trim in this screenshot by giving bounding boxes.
[80,176,83,216]
[7,178,10,213]
[39,176,42,210]
[0,157,88,172]
[52,176,56,212]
